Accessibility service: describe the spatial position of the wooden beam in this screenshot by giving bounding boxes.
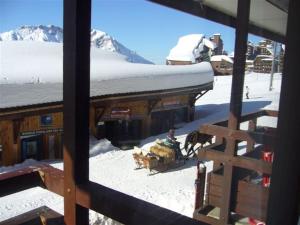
[267,0,300,224]
[264,109,279,117]
[0,167,43,197]
[63,0,91,224]
[220,1,251,223]
[200,124,276,146]
[198,148,272,175]
[76,181,207,225]
[246,119,257,152]
[0,165,209,225]
[91,82,213,107]
[0,206,64,225]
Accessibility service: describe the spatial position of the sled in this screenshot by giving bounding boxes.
[132,140,184,174]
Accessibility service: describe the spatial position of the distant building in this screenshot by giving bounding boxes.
[246,60,254,72]
[247,39,286,73]
[210,33,223,55]
[210,55,233,75]
[246,41,255,60]
[166,34,215,65]
[253,55,273,73]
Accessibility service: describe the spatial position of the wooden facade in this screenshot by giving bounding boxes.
[210,59,233,75]
[0,84,212,166]
[0,112,63,166]
[253,55,273,73]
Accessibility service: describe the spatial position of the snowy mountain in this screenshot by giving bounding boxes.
[0,25,153,64]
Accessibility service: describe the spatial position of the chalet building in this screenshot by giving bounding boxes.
[210,33,224,55]
[257,46,273,56]
[248,39,286,73]
[253,55,273,73]
[246,41,255,59]
[245,60,254,71]
[0,41,214,166]
[210,55,233,75]
[166,34,215,65]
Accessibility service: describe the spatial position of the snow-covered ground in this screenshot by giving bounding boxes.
[0,72,281,224]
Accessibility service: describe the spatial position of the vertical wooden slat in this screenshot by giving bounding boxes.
[267,0,300,224]
[246,119,257,152]
[220,0,251,223]
[63,0,91,224]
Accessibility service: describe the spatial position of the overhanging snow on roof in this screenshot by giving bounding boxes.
[211,55,233,64]
[166,34,215,62]
[0,41,214,108]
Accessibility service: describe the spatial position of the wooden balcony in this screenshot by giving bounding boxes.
[193,110,278,224]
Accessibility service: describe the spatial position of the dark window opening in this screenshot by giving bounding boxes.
[97,119,142,149]
[151,107,188,135]
[21,135,43,161]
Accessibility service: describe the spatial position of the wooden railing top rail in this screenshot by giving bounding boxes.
[213,109,278,127]
[200,124,276,146]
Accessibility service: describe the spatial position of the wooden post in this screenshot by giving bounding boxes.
[63,0,91,224]
[89,106,97,138]
[246,119,257,152]
[267,0,300,224]
[142,115,152,138]
[194,162,206,210]
[220,0,250,224]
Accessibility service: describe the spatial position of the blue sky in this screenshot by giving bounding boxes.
[1,0,262,64]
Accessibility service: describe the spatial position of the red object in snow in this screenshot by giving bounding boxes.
[248,218,265,225]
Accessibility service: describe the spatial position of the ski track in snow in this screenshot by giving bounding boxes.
[0,73,281,224]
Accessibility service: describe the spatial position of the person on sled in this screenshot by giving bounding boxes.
[164,129,183,159]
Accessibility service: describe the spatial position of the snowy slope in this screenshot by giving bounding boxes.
[0,72,281,224]
[0,25,153,64]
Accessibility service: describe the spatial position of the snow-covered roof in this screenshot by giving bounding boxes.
[0,41,213,108]
[261,58,273,61]
[210,55,233,64]
[166,34,215,62]
[256,55,272,58]
[203,38,216,50]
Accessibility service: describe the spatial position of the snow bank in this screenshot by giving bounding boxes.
[0,41,213,108]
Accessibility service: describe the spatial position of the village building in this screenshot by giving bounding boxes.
[210,33,224,55]
[210,55,233,75]
[166,34,215,65]
[253,55,273,73]
[0,41,214,166]
[246,41,255,59]
[245,60,254,72]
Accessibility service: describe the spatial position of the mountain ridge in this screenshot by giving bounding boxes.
[0,25,153,64]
